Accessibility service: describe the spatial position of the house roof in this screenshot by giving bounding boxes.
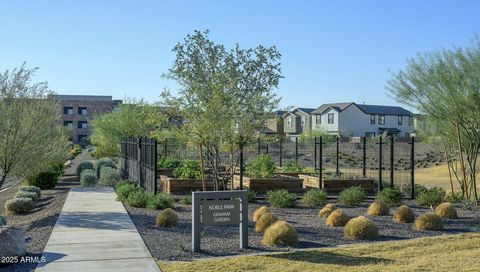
[311,102,353,114]
[53,94,114,101]
[356,104,412,116]
[282,107,315,117]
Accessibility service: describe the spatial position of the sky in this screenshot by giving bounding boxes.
[1,0,479,110]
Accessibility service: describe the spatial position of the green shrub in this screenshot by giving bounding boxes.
[76,161,94,177]
[25,170,60,189]
[47,161,65,177]
[414,184,428,198]
[126,190,148,208]
[95,158,117,177]
[245,154,276,178]
[416,187,445,207]
[339,186,366,206]
[156,208,178,227]
[18,186,41,198]
[0,215,7,226]
[180,195,192,205]
[445,192,463,203]
[146,193,175,210]
[99,167,121,186]
[281,161,304,173]
[248,190,257,203]
[80,169,98,187]
[116,181,138,202]
[173,160,201,179]
[157,157,181,169]
[300,189,328,207]
[376,188,403,206]
[266,189,297,208]
[15,191,39,202]
[5,198,35,214]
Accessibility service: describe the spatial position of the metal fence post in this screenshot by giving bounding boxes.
[265,143,269,154]
[164,138,168,157]
[319,136,323,189]
[153,138,158,195]
[362,136,367,178]
[378,136,383,191]
[390,136,394,188]
[336,137,340,175]
[257,139,261,155]
[295,137,299,163]
[314,137,318,170]
[410,136,415,199]
[137,137,142,187]
[239,144,244,190]
[279,138,283,167]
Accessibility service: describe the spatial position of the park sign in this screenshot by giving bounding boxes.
[192,190,248,252]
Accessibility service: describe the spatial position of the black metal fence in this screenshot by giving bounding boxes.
[121,137,157,193]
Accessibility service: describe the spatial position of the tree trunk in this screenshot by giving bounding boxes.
[199,144,206,191]
[0,174,7,190]
[456,124,468,199]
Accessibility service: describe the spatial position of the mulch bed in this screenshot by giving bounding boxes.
[125,199,480,261]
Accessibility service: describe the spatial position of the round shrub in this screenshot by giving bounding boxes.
[339,186,366,206]
[300,189,327,207]
[116,181,138,202]
[261,220,298,246]
[319,203,336,218]
[76,161,94,177]
[367,200,389,216]
[344,216,379,240]
[5,198,35,214]
[435,202,458,219]
[15,191,39,202]
[245,154,276,178]
[281,161,304,173]
[173,160,201,179]
[95,157,117,177]
[414,212,443,231]
[326,209,349,227]
[445,192,463,203]
[416,187,445,207]
[18,186,41,198]
[146,192,174,210]
[155,208,178,227]
[376,188,403,206]
[99,167,121,186]
[157,157,181,169]
[253,206,270,222]
[255,212,279,233]
[266,189,297,208]
[393,205,415,223]
[80,169,98,187]
[25,170,60,189]
[127,190,148,208]
[0,215,7,226]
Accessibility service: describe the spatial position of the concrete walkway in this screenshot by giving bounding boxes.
[36,187,161,272]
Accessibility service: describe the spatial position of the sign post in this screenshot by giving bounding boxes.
[192,190,248,252]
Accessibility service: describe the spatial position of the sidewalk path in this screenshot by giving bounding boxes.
[36,187,161,272]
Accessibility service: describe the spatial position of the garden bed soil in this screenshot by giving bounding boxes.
[232,175,303,193]
[160,175,223,194]
[277,172,314,178]
[300,174,375,193]
[125,199,480,262]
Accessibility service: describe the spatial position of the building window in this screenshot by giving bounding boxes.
[328,113,334,124]
[398,116,403,125]
[78,135,87,143]
[287,116,292,127]
[301,116,305,126]
[370,114,375,124]
[78,107,88,115]
[409,116,413,126]
[379,115,385,125]
[63,121,73,128]
[365,132,376,137]
[316,115,321,124]
[63,107,73,115]
[78,121,88,129]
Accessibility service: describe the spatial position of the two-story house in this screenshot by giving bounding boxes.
[282,108,315,137]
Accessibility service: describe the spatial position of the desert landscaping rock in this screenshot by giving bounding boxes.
[0,226,26,259]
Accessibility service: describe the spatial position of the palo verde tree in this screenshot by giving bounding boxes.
[161,30,282,190]
[387,36,480,202]
[0,63,69,189]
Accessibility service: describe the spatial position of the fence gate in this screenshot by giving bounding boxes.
[121,137,157,194]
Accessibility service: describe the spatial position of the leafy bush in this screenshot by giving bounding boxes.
[326,209,349,227]
[248,190,257,203]
[255,212,279,233]
[95,157,117,177]
[126,190,148,208]
[253,206,270,222]
[18,186,41,198]
[367,200,389,216]
[25,170,61,189]
[344,216,379,240]
[116,181,138,202]
[180,195,192,205]
[99,167,121,186]
[281,161,304,173]
[435,202,458,219]
[0,215,7,226]
[416,187,445,207]
[300,189,327,207]
[76,161,94,177]
[393,205,415,223]
[266,189,297,208]
[414,212,443,231]
[445,192,463,203]
[414,184,428,198]
[157,157,181,169]
[5,198,35,214]
[319,203,336,218]
[339,186,366,206]
[80,169,98,187]
[47,161,65,177]
[147,193,175,210]
[173,160,201,179]
[376,188,403,206]
[245,154,276,178]
[156,208,178,227]
[261,221,298,246]
[15,191,39,202]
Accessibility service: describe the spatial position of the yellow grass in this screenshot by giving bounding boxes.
[158,232,480,272]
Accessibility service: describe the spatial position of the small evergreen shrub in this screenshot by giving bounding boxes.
[255,212,279,233]
[300,189,327,207]
[339,186,366,206]
[127,190,148,208]
[116,181,138,202]
[247,190,257,203]
[367,200,389,216]
[262,220,298,246]
[319,203,336,218]
[445,192,463,203]
[25,170,61,190]
[344,216,379,240]
[157,157,181,169]
[95,158,117,177]
[416,187,445,207]
[435,202,458,219]
[80,169,98,187]
[414,212,443,231]
[146,192,174,210]
[5,198,35,214]
[15,191,39,202]
[0,215,7,226]
[99,167,121,186]
[414,184,428,198]
[326,209,349,227]
[155,208,178,227]
[266,189,297,208]
[393,205,415,223]
[281,161,304,173]
[180,195,192,205]
[173,160,201,179]
[245,154,276,178]
[76,161,94,177]
[376,188,403,206]
[18,186,41,198]
[253,206,270,222]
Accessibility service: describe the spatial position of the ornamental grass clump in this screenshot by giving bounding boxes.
[15,191,39,202]
[5,198,35,214]
[266,189,297,208]
[253,206,270,222]
[261,220,298,246]
[155,208,178,227]
[255,212,279,233]
[319,203,336,218]
[339,186,366,206]
[146,192,174,210]
[376,188,403,206]
[300,189,327,207]
[95,157,117,177]
[99,167,121,186]
[18,186,41,198]
[393,205,415,223]
[326,209,349,227]
[367,200,390,216]
[344,216,379,240]
[435,202,458,219]
[80,169,98,187]
[76,161,94,177]
[414,212,443,231]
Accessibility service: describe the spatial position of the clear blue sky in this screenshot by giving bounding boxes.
[1,0,479,110]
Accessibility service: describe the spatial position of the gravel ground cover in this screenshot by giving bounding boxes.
[125,199,480,261]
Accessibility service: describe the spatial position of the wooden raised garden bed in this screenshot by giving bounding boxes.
[160,175,223,194]
[299,174,375,193]
[233,175,303,193]
[156,168,174,178]
[279,172,314,178]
